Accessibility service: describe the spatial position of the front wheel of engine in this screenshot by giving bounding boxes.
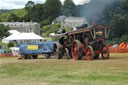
[101,45,109,59]
[85,45,94,61]
[72,40,82,60]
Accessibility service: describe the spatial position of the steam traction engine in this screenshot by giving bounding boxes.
[56,24,110,60]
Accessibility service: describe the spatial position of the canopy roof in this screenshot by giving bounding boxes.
[4,32,44,40]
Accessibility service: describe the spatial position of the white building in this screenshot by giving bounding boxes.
[0,21,40,35]
[52,16,88,28]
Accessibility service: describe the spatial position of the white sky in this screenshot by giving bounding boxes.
[0,0,90,9]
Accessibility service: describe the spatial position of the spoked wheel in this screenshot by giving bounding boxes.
[63,48,70,59]
[58,47,63,59]
[101,45,109,59]
[85,46,94,61]
[54,42,63,59]
[72,40,82,60]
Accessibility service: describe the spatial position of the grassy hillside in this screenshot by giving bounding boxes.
[0,10,9,14]
[0,9,13,14]
[0,9,27,22]
[11,9,27,18]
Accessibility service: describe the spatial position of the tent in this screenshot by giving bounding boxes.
[2,30,45,43]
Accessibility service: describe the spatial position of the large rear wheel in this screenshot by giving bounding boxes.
[101,45,109,59]
[85,45,94,61]
[58,47,63,59]
[72,40,82,60]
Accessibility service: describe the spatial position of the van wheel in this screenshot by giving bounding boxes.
[32,55,38,59]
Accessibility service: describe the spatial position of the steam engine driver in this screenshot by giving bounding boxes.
[83,35,89,46]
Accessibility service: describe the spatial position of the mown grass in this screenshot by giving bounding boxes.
[0,54,128,85]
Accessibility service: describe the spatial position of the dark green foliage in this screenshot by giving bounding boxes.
[105,39,120,45]
[62,0,76,16]
[122,0,128,10]
[25,1,35,9]
[0,24,10,39]
[25,1,35,21]
[120,35,128,43]
[12,9,27,21]
[0,9,27,22]
[8,42,14,48]
[31,4,44,22]
[44,0,62,20]
[105,35,128,44]
[101,0,128,38]
[7,13,19,22]
[110,14,128,37]
[0,13,10,22]
[101,0,122,24]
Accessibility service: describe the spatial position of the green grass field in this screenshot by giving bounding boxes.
[0,54,128,85]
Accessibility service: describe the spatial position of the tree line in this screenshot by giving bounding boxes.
[0,0,128,39]
[97,0,128,38]
[0,0,77,27]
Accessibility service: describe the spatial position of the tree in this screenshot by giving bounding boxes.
[0,13,10,22]
[99,0,128,38]
[44,0,62,22]
[62,0,76,16]
[110,14,128,37]
[8,42,14,48]
[25,1,35,9]
[101,0,122,24]
[0,24,10,39]
[8,13,19,22]
[25,1,35,21]
[31,4,45,22]
[122,0,128,10]
[120,34,128,42]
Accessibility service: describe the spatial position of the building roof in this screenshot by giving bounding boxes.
[0,22,39,26]
[4,32,44,40]
[64,17,87,23]
[55,16,66,22]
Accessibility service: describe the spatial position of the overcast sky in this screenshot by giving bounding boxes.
[0,0,90,9]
